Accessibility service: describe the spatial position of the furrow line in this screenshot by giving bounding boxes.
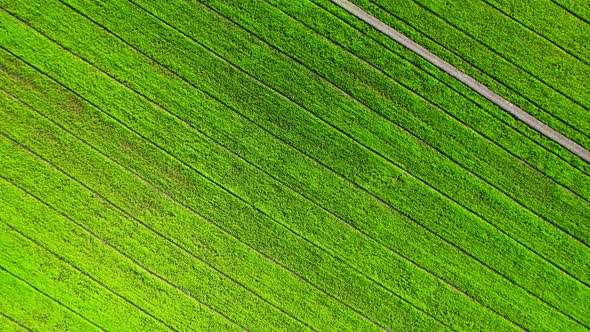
[0,311,33,331]
[549,0,590,25]
[2,3,584,326]
[127,0,590,278]
[0,82,389,330]
[21,0,590,310]
[306,0,590,185]
[0,132,259,332]
[10,83,494,331]
[481,0,590,68]
[0,264,106,332]
[365,0,590,145]
[263,0,590,236]
[402,0,590,111]
[0,175,180,332]
[0,45,428,331]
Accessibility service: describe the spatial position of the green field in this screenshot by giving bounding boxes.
[0,0,588,330]
[351,0,590,152]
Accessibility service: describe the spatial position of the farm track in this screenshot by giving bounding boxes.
[359,0,590,149]
[151,0,584,252]
[1,54,577,331]
[1,0,590,324]
[0,54,468,332]
[2,0,586,306]
[337,0,590,161]
[401,0,590,111]
[236,0,590,208]
[294,0,590,180]
[117,0,590,287]
[47,0,590,268]
[1,0,589,330]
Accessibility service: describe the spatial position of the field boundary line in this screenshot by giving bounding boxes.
[0,310,33,331]
[130,0,590,269]
[260,0,590,244]
[6,61,481,330]
[0,264,106,331]
[122,0,590,255]
[0,47,419,332]
[0,214,178,332]
[47,1,559,328]
[365,0,590,146]
[0,133,264,332]
[307,0,590,181]
[157,0,590,272]
[403,0,590,112]
[549,0,590,27]
[19,0,588,313]
[332,0,590,163]
[264,0,590,233]
[481,0,590,68]
[2,3,583,328]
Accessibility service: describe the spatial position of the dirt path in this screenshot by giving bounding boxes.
[331,0,590,163]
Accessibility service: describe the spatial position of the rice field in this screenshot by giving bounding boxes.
[0,0,588,331]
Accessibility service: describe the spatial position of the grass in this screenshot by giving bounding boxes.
[0,0,589,330]
[354,0,590,151]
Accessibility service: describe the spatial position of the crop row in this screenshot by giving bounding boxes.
[0,94,387,330]
[0,1,588,329]
[137,0,590,244]
[280,0,590,188]
[0,196,175,332]
[482,0,590,63]
[550,0,590,24]
[0,261,98,331]
[354,0,590,150]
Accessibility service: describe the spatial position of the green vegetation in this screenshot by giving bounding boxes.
[354,0,590,151]
[0,0,588,330]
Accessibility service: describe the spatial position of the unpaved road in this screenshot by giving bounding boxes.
[331,0,590,163]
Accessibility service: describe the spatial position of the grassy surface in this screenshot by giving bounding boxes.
[0,0,589,330]
[354,0,590,151]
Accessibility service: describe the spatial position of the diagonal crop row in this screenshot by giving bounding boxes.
[481,0,590,66]
[361,0,590,144]
[0,48,553,331]
[192,0,590,246]
[0,33,490,330]
[0,311,30,332]
[0,203,171,332]
[268,0,590,201]
[0,3,588,332]
[0,175,243,331]
[380,0,590,111]
[308,0,590,175]
[0,99,389,330]
[0,129,308,331]
[550,0,590,24]
[0,263,101,331]
[1,0,590,326]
